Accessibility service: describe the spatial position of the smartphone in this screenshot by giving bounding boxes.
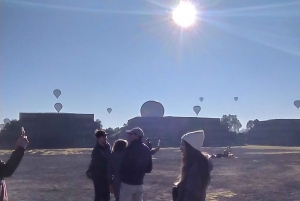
[21,127,25,134]
[157,140,161,147]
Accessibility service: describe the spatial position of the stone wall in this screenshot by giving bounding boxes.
[246,119,300,146]
[113,116,238,147]
[19,113,99,148]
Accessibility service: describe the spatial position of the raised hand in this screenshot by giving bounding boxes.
[15,127,29,149]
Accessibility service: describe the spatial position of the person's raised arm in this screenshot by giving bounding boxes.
[0,128,29,178]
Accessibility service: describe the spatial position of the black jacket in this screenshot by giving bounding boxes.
[0,146,25,201]
[90,142,111,181]
[109,151,125,180]
[120,139,152,185]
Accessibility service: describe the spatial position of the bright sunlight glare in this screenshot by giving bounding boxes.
[172,1,197,28]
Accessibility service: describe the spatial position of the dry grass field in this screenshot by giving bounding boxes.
[1,146,300,201]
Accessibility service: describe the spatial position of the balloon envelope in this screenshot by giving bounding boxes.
[3,118,10,124]
[140,101,164,117]
[234,97,238,101]
[199,97,204,102]
[193,106,201,115]
[294,100,300,109]
[53,89,61,99]
[107,108,112,114]
[54,103,63,113]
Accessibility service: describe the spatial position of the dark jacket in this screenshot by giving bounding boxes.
[90,142,111,182]
[120,139,152,185]
[0,147,25,201]
[109,151,125,181]
[176,159,213,201]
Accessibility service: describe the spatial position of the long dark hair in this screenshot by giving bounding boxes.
[177,140,210,188]
[112,139,128,152]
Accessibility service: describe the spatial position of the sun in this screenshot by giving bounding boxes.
[172,1,197,28]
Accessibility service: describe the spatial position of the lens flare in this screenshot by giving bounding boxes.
[172,1,197,27]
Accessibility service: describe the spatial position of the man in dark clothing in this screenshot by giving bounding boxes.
[90,130,112,201]
[119,127,152,201]
[0,128,29,201]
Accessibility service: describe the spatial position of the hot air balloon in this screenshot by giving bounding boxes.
[234,97,238,101]
[54,103,63,113]
[193,106,201,116]
[107,108,112,114]
[294,100,300,109]
[3,118,10,124]
[199,97,204,102]
[140,101,165,117]
[53,89,61,99]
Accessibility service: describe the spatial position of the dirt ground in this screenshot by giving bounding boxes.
[1,146,300,201]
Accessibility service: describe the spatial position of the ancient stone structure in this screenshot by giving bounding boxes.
[19,113,100,148]
[246,119,300,146]
[113,116,237,147]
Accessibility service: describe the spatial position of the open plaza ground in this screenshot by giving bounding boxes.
[1,145,300,201]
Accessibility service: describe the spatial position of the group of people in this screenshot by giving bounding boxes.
[88,128,213,201]
[211,146,235,158]
[0,127,213,201]
[87,128,158,201]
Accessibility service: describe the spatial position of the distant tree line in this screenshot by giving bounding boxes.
[220,115,259,133]
[0,120,22,148]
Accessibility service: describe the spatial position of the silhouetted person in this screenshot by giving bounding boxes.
[109,139,128,201]
[90,130,111,201]
[223,146,231,157]
[0,128,29,201]
[119,127,152,201]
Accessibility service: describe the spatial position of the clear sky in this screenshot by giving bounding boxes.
[1,0,299,129]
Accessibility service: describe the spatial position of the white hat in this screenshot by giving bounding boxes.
[181,130,205,151]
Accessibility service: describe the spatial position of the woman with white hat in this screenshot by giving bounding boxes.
[172,130,213,201]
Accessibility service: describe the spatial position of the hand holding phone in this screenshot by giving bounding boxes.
[16,127,29,149]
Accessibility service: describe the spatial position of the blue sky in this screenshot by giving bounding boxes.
[1,0,299,129]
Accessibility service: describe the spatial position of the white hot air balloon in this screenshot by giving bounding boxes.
[294,100,300,109]
[140,101,165,117]
[54,103,63,113]
[107,108,112,114]
[3,118,10,124]
[193,106,201,116]
[199,97,204,102]
[53,89,61,99]
[234,97,238,101]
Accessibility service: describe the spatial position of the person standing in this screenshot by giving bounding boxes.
[173,130,213,201]
[90,130,112,201]
[119,127,152,201]
[109,139,128,201]
[0,127,29,201]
